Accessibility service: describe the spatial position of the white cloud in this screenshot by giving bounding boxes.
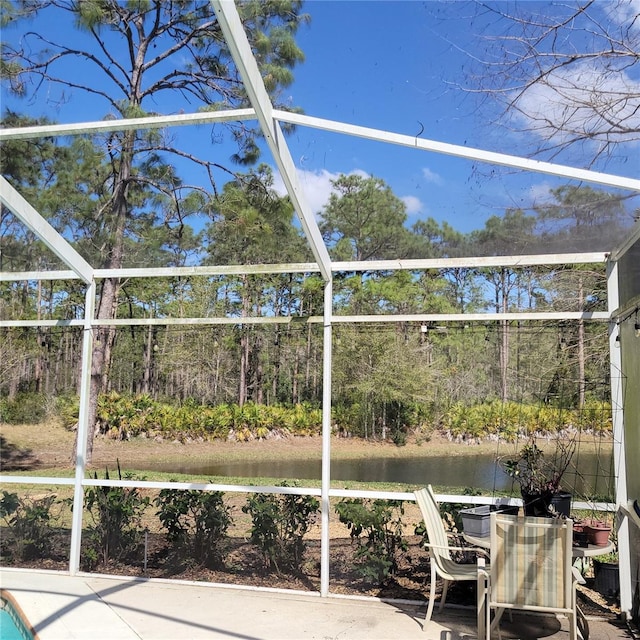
[604,0,640,28]
[273,167,424,219]
[510,61,640,146]
[422,167,444,185]
[272,168,369,217]
[401,195,424,214]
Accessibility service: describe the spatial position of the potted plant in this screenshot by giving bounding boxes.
[593,550,619,598]
[584,519,612,545]
[500,438,576,517]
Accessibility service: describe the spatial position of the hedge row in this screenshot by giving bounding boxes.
[96,392,323,441]
[1,392,613,442]
[440,399,612,440]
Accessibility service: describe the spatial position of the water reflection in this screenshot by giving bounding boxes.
[142,450,613,496]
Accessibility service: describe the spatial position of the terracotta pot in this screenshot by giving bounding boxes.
[585,521,612,546]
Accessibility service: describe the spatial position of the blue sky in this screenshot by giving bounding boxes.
[273,1,639,233]
[2,1,639,239]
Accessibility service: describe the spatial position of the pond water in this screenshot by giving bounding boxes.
[143,449,614,497]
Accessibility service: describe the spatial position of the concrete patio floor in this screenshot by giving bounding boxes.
[0,568,635,640]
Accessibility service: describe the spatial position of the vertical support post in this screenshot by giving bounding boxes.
[320,278,333,597]
[69,281,96,574]
[607,259,631,618]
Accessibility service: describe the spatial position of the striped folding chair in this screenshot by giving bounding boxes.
[477,512,586,640]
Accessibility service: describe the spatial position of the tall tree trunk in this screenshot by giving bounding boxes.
[239,329,249,406]
[578,277,586,408]
[84,136,132,463]
[35,280,43,393]
[292,345,300,404]
[239,276,250,406]
[305,324,312,398]
[141,324,154,394]
[255,332,264,404]
[500,268,509,403]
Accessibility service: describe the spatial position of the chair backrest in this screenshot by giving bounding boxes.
[414,485,453,564]
[489,512,573,612]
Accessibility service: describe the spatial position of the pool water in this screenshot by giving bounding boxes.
[0,596,35,640]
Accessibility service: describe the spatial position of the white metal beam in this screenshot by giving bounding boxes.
[0,270,80,281]
[69,281,96,574]
[0,109,256,140]
[320,279,333,597]
[331,253,608,272]
[0,310,611,330]
[94,263,321,279]
[607,260,631,617]
[2,254,606,285]
[332,311,611,323]
[210,0,332,282]
[3,254,605,284]
[0,177,93,283]
[275,111,640,193]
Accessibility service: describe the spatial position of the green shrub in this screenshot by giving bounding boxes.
[242,482,319,574]
[83,463,150,569]
[440,400,613,440]
[93,394,323,441]
[0,393,48,424]
[155,487,232,568]
[335,498,407,584]
[0,490,57,560]
[54,394,80,428]
[578,400,612,433]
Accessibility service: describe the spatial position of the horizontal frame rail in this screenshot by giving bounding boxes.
[0,475,616,512]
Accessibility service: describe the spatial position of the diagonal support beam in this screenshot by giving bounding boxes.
[0,108,256,141]
[0,176,93,283]
[210,0,332,282]
[275,111,640,193]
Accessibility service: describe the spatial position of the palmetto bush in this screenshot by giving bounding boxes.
[441,400,612,440]
[95,393,322,441]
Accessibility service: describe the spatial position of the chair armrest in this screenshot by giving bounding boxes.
[423,542,490,559]
[572,566,586,586]
[477,557,490,582]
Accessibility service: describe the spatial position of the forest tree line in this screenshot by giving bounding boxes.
[0,1,636,453]
[1,156,633,439]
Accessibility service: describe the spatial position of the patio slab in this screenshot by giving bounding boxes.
[0,568,633,640]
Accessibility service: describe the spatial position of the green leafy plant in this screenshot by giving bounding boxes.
[54,394,80,429]
[593,551,618,564]
[501,439,576,496]
[94,393,323,441]
[0,392,48,424]
[155,487,232,568]
[83,463,150,568]
[0,490,57,560]
[242,482,319,574]
[441,400,612,441]
[335,498,407,584]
